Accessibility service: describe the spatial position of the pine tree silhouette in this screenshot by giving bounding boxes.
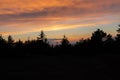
[0,25,120,56]
[0,34,6,48]
[116,25,120,41]
[104,34,114,50]
[15,39,23,48]
[60,35,71,48]
[7,35,14,48]
[90,29,107,49]
[37,30,47,43]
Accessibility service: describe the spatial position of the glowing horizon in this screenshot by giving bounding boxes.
[0,0,120,42]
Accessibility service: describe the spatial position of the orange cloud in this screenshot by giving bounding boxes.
[0,0,72,15]
[0,0,120,41]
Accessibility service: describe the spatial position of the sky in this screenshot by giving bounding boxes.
[0,0,120,43]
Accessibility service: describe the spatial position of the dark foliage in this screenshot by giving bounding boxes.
[1,26,120,80]
[0,25,120,56]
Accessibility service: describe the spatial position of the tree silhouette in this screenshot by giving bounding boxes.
[0,25,120,56]
[37,30,47,43]
[60,35,70,48]
[116,25,120,33]
[15,39,23,48]
[116,25,120,41]
[7,35,14,48]
[106,34,113,42]
[75,38,90,49]
[90,29,107,49]
[114,25,120,49]
[103,34,114,49]
[91,29,107,42]
[31,30,50,54]
[0,34,6,48]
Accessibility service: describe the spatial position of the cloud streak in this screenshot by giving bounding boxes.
[0,1,119,19]
[0,0,120,41]
[0,0,120,19]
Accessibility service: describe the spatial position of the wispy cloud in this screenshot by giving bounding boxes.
[0,0,120,41]
[0,0,120,23]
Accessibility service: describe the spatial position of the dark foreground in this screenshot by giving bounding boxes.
[1,54,120,80]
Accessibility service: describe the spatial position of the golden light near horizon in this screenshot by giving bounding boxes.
[0,0,120,42]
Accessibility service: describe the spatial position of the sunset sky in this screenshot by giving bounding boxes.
[0,0,120,43]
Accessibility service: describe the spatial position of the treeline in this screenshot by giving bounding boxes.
[0,25,120,56]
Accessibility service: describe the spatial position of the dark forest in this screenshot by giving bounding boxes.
[0,25,120,56]
[1,25,120,80]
